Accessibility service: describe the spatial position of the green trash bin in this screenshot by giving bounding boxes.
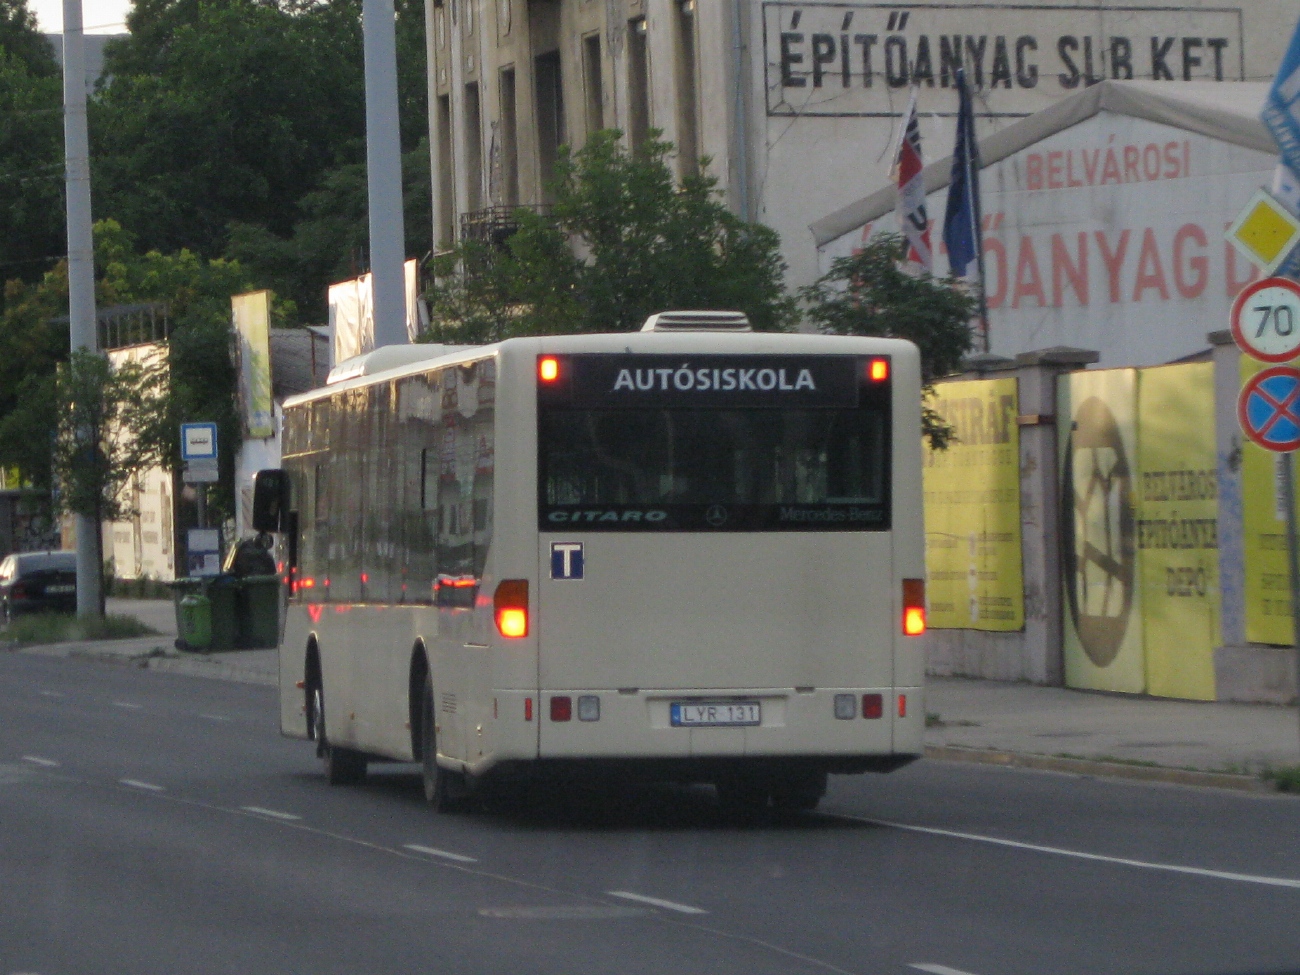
[177,592,212,651]
[206,575,239,651]
[236,574,281,649]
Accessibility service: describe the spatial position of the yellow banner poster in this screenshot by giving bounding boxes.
[922,378,1024,631]
[1242,354,1300,645]
[1059,369,1144,693]
[232,290,274,439]
[1137,362,1218,701]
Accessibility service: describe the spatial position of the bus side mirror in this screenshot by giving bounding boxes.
[252,469,289,533]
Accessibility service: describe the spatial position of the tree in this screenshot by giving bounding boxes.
[0,0,64,282]
[425,131,797,342]
[800,233,976,447]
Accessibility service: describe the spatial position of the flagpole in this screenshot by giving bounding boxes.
[963,75,991,354]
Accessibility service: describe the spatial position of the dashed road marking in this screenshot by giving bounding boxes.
[606,890,708,914]
[38,690,63,697]
[403,843,478,863]
[199,714,231,722]
[111,701,142,710]
[240,806,302,821]
[911,965,981,975]
[843,815,1300,891]
[120,779,164,792]
[20,756,59,768]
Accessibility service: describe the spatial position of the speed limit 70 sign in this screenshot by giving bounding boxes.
[1231,277,1300,362]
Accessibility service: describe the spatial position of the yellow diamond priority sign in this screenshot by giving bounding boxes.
[1226,188,1300,275]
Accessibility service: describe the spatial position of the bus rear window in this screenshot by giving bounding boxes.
[541,407,887,531]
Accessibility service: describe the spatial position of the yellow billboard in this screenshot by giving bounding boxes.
[1059,368,1144,693]
[1137,362,1218,701]
[1242,354,1300,645]
[232,290,274,439]
[922,378,1024,631]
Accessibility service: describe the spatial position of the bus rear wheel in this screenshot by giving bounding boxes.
[312,681,366,786]
[421,674,463,812]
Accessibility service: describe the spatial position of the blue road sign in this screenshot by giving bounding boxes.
[550,542,584,580]
[1263,17,1300,176]
[180,422,218,461]
[1239,366,1300,453]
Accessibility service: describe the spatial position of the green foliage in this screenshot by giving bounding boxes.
[0,611,158,644]
[426,131,796,342]
[0,0,58,77]
[1262,765,1300,793]
[800,233,976,448]
[87,0,429,318]
[0,46,64,281]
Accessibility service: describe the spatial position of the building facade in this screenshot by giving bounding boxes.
[426,1,1297,294]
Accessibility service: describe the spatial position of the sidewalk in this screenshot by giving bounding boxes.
[12,635,278,686]
[925,676,1300,779]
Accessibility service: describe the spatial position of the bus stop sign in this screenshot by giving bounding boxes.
[1238,365,1300,453]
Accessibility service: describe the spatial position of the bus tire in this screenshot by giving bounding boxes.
[421,674,463,812]
[314,681,366,786]
[770,770,827,812]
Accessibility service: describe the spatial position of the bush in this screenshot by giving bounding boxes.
[1262,765,1300,793]
[1,612,158,645]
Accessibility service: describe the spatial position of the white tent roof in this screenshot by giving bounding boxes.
[809,81,1276,249]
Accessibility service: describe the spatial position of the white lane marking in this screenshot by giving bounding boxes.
[911,965,981,975]
[39,690,63,697]
[199,714,230,722]
[606,890,708,915]
[120,779,164,792]
[403,843,478,863]
[20,755,59,767]
[239,806,302,821]
[111,701,142,710]
[844,815,1300,891]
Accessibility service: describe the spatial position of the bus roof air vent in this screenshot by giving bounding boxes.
[640,311,752,332]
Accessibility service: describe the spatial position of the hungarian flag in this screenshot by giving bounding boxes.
[894,91,932,272]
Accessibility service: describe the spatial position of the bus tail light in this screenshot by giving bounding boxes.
[903,579,926,635]
[898,694,908,718]
[868,358,890,382]
[494,579,529,637]
[538,356,560,382]
[524,697,533,721]
[862,693,883,719]
[833,693,856,719]
[577,695,601,721]
[550,696,572,721]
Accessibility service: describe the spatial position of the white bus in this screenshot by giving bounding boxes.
[255,312,927,812]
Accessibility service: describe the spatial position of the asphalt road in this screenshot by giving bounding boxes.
[2,653,1298,975]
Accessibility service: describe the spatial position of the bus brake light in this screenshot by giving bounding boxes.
[903,579,926,635]
[539,357,560,382]
[494,579,529,637]
[869,358,889,382]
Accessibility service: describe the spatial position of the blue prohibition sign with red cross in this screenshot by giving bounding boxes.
[1238,365,1300,453]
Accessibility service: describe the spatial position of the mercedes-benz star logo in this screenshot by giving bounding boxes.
[705,504,729,527]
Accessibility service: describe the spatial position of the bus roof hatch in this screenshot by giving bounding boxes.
[640,311,752,332]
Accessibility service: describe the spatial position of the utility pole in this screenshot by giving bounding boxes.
[62,0,103,618]
[362,0,408,349]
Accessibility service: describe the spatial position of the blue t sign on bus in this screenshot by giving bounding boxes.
[550,542,584,580]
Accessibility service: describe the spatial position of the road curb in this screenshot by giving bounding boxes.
[144,655,277,686]
[925,745,1277,794]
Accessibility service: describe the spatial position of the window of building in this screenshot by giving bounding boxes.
[499,67,519,206]
[464,82,484,211]
[582,32,604,135]
[627,17,650,150]
[675,1,699,176]
[436,94,455,247]
[534,50,565,201]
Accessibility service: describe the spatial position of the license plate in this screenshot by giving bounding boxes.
[45,585,75,594]
[670,702,760,727]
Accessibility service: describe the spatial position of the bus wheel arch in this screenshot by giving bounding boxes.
[408,642,429,761]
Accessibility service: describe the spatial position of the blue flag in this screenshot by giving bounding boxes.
[943,69,981,278]
[1263,15,1300,176]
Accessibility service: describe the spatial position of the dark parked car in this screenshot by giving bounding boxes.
[0,551,78,622]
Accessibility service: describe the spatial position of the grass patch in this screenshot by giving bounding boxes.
[1,612,158,645]
[1262,765,1300,793]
